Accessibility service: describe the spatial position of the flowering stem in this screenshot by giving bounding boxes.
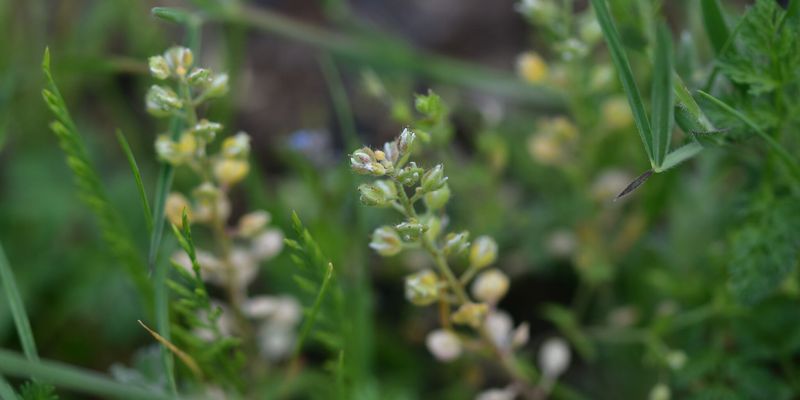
[390,177,536,394]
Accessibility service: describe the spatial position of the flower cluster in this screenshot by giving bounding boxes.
[147,46,299,361]
[350,128,536,396]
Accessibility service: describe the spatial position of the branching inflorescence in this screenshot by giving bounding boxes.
[350,125,566,398]
[145,46,300,374]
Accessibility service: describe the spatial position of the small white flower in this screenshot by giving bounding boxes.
[512,322,530,349]
[257,323,295,361]
[229,247,258,289]
[469,236,498,269]
[485,311,513,348]
[425,329,462,362]
[251,229,284,261]
[539,337,571,379]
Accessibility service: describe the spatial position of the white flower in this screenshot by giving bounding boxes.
[238,210,271,238]
[251,229,284,261]
[539,337,571,379]
[257,323,295,361]
[484,310,530,350]
[230,247,258,289]
[471,269,510,304]
[425,329,462,362]
[485,311,513,348]
[475,386,517,400]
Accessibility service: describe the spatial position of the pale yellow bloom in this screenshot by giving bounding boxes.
[214,159,250,185]
[516,52,548,83]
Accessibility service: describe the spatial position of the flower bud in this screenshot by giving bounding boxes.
[187,68,212,86]
[146,85,183,117]
[512,322,530,348]
[155,135,179,164]
[148,56,170,80]
[516,52,548,83]
[369,226,402,256]
[165,192,191,228]
[443,231,470,256]
[192,119,223,142]
[471,269,510,304]
[451,302,488,328]
[469,236,498,269]
[395,220,428,241]
[415,91,443,119]
[421,215,443,243]
[423,184,450,210]
[538,337,571,379]
[404,269,440,306]
[396,162,422,186]
[350,147,386,176]
[425,329,461,362]
[214,159,249,185]
[666,351,687,370]
[237,210,271,237]
[358,180,396,207]
[649,384,671,400]
[204,73,229,98]
[398,128,415,154]
[164,46,193,77]
[420,164,447,193]
[221,132,251,158]
[383,141,399,164]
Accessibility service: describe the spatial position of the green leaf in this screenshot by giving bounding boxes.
[0,350,170,400]
[698,90,800,184]
[115,130,153,233]
[41,48,153,302]
[19,382,58,400]
[700,0,730,55]
[591,0,654,165]
[659,142,703,172]
[729,196,800,305]
[651,22,674,167]
[0,242,38,363]
[0,376,18,400]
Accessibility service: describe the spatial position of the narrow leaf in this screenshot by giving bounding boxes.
[292,262,335,358]
[591,0,654,164]
[651,22,674,167]
[0,349,171,400]
[0,375,18,400]
[116,130,153,233]
[700,0,730,55]
[659,142,703,172]
[697,91,800,183]
[0,242,38,362]
[615,170,654,200]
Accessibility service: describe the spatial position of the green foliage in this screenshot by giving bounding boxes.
[40,48,152,301]
[728,195,800,305]
[717,0,800,96]
[285,212,344,364]
[19,382,57,400]
[168,215,244,388]
[0,242,38,364]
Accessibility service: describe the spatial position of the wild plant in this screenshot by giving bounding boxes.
[349,113,561,397]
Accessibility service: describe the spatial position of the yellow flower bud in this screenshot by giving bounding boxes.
[471,269,510,304]
[214,159,250,185]
[404,269,440,306]
[469,236,498,269]
[451,302,489,328]
[516,52,548,83]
